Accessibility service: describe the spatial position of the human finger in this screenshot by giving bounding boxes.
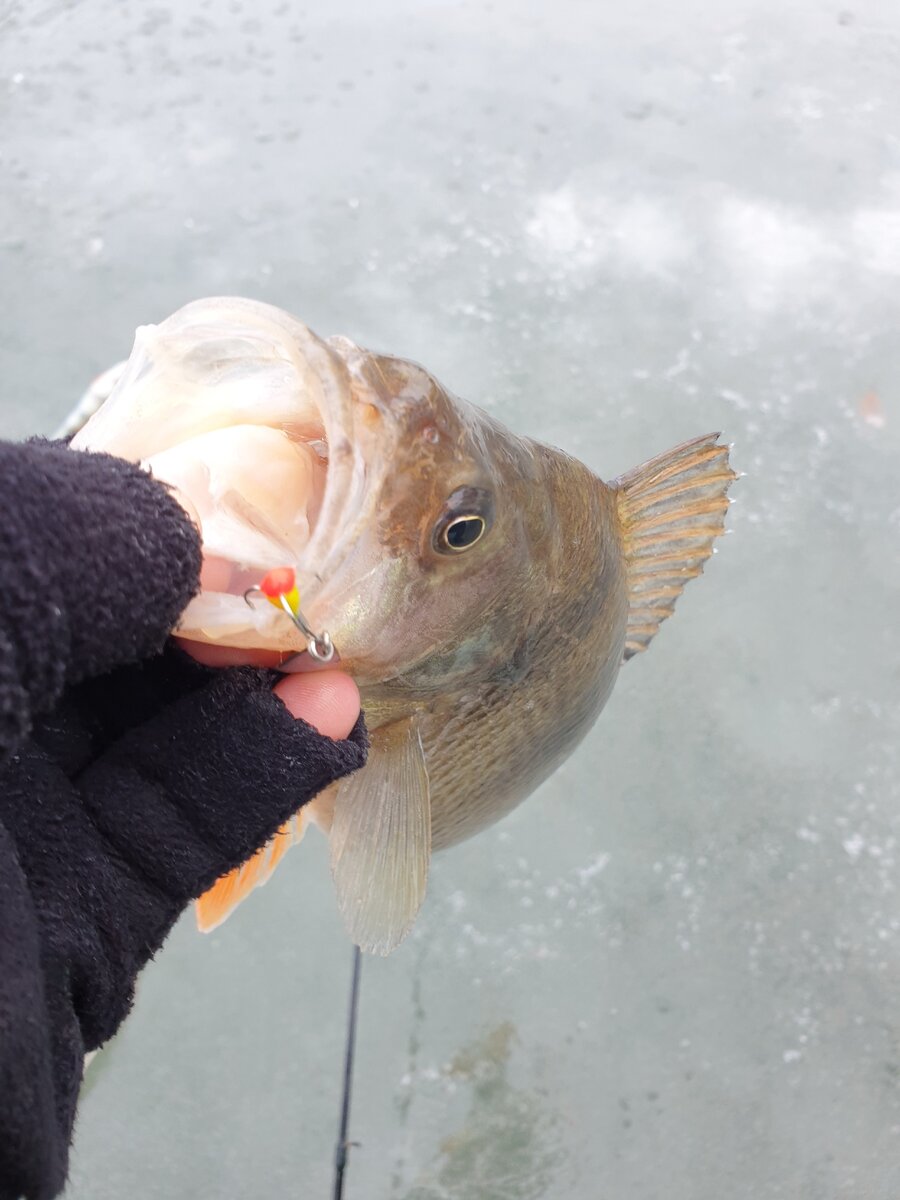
[273,671,361,741]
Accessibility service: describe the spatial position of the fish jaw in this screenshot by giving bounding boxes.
[69,298,393,655]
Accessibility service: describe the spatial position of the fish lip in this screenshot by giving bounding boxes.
[277,647,343,674]
[291,334,395,637]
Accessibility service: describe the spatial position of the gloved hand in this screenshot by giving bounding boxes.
[0,439,367,1200]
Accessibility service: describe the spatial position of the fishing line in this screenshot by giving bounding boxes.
[332,944,363,1200]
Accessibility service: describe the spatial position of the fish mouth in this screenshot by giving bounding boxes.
[70,296,397,659]
[152,301,391,655]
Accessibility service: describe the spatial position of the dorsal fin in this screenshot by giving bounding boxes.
[614,432,736,661]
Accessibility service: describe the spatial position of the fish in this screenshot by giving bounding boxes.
[71,296,736,955]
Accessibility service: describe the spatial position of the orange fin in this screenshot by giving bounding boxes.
[195,813,305,933]
[615,433,736,661]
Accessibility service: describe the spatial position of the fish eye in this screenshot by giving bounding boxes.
[440,515,486,552]
[432,486,494,555]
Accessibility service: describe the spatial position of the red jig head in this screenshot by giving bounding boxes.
[243,567,334,664]
[259,567,301,613]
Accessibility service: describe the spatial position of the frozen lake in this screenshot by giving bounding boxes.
[2,0,899,1195]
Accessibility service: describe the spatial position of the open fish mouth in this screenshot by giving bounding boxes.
[71,297,391,654]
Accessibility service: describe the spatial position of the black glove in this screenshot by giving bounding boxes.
[0,440,367,1200]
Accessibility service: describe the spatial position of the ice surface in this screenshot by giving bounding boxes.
[1,0,899,1196]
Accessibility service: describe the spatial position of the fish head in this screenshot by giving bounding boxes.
[314,340,564,690]
[70,297,562,688]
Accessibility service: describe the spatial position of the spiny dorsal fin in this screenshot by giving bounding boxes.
[614,432,736,661]
[330,716,431,956]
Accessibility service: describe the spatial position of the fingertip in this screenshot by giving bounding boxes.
[273,670,361,741]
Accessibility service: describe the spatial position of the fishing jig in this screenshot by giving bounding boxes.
[244,567,335,664]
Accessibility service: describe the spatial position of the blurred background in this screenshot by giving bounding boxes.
[2,0,899,1196]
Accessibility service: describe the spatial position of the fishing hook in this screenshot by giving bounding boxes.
[243,567,335,664]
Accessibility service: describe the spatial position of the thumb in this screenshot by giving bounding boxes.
[273,670,361,741]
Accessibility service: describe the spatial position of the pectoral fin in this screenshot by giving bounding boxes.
[195,813,305,932]
[329,717,431,956]
[615,432,736,660]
